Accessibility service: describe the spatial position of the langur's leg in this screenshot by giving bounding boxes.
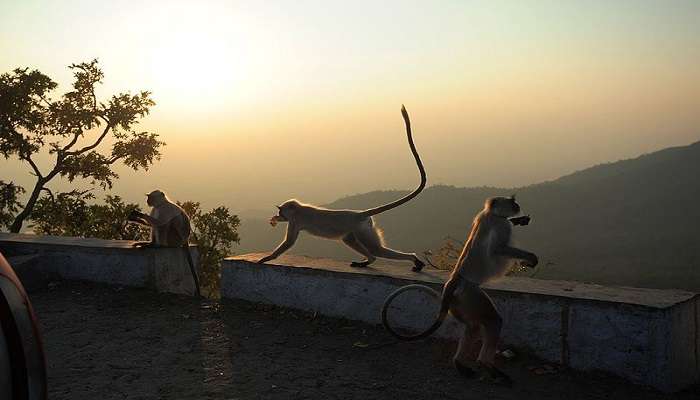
[471,288,511,386]
[356,228,425,271]
[453,322,480,379]
[478,313,503,365]
[449,282,483,377]
[342,233,376,267]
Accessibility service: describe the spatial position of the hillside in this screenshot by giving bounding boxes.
[237,140,700,291]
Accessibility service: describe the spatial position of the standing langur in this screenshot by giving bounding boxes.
[258,105,427,272]
[381,196,538,386]
[127,190,200,297]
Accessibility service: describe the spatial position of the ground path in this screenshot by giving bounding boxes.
[32,282,697,399]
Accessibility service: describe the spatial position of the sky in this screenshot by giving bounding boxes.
[1,0,699,213]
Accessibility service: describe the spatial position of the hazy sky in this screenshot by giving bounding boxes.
[1,0,699,213]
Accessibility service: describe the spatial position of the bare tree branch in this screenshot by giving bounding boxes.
[422,250,440,269]
[38,94,52,108]
[65,122,112,156]
[60,132,82,153]
[21,154,43,178]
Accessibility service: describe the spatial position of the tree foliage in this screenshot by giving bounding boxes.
[0,181,25,229]
[179,201,241,298]
[0,59,164,232]
[31,190,149,240]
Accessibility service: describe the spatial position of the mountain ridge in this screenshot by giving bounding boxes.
[237,139,700,291]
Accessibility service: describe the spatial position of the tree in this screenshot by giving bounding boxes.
[0,59,164,232]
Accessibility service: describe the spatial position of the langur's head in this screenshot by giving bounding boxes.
[146,190,168,207]
[275,199,302,222]
[486,195,521,218]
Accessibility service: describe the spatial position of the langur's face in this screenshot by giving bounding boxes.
[275,205,289,222]
[146,191,165,207]
[490,196,520,217]
[275,200,301,221]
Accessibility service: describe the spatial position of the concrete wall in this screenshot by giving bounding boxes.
[0,233,199,296]
[222,253,700,392]
[1,233,697,391]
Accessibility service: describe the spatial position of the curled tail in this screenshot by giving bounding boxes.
[381,283,451,341]
[361,105,426,218]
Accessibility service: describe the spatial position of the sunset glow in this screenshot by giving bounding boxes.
[1,0,699,210]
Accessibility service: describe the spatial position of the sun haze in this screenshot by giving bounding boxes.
[1,0,699,212]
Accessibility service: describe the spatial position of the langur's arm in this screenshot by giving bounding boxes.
[128,216,151,226]
[494,245,538,267]
[143,213,178,228]
[140,214,162,226]
[257,224,300,263]
[126,210,150,226]
[130,210,172,227]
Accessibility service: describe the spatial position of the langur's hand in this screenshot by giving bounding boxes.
[521,253,539,268]
[127,210,144,221]
[510,215,531,226]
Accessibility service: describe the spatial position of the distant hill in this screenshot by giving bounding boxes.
[237,140,700,291]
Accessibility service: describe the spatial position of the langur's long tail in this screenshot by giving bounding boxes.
[182,245,201,297]
[381,284,449,341]
[360,105,426,218]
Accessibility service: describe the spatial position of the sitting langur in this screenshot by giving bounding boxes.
[258,105,426,272]
[127,190,200,296]
[382,196,538,385]
[128,190,191,248]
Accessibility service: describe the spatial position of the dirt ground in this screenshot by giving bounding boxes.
[30,281,698,400]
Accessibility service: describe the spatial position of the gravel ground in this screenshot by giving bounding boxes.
[30,281,698,400]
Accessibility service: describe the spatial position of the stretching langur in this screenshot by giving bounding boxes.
[382,196,538,385]
[127,190,200,296]
[258,105,426,272]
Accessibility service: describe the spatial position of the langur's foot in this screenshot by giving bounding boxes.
[350,261,370,268]
[477,362,513,387]
[412,259,425,272]
[453,360,476,379]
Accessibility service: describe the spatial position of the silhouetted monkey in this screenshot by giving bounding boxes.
[128,190,200,296]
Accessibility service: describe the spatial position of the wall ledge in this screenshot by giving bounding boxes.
[0,233,199,296]
[229,253,697,309]
[223,253,700,392]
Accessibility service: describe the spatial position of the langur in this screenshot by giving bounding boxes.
[258,105,427,272]
[382,196,538,386]
[127,190,200,296]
